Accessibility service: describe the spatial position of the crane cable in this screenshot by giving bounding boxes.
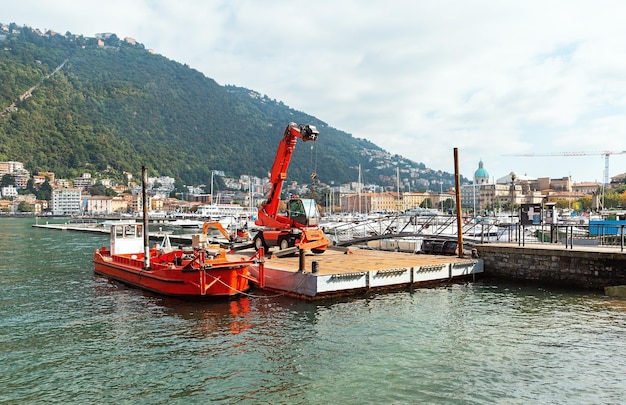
[310,141,318,199]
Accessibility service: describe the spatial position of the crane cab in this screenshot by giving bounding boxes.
[287,198,320,227]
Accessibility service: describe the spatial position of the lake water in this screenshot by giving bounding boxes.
[2,218,625,404]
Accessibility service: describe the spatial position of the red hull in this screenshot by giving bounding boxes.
[94,248,254,298]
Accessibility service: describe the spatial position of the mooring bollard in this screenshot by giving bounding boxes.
[298,248,305,272]
[312,260,319,274]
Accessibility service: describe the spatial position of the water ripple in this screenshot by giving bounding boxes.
[1,219,626,403]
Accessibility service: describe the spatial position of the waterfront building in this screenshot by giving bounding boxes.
[129,194,143,214]
[461,161,552,214]
[540,176,572,192]
[474,160,490,185]
[403,192,432,211]
[151,197,165,212]
[0,161,24,175]
[37,172,55,183]
[339,192,403,213]
[0,161,30,189]
[86,196,113,215]
[54,178,71,188]
[572,182,601,195]
[51,188,82,215]
[610,172,626,187]
[1,185,17,198]
[111,197,128,213]
[73,173,96,190]
[460,160,491,213]
[86,196,129,215]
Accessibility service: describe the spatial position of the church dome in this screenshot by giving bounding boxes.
[474,160,489,184]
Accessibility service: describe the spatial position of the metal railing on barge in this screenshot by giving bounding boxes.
[320,213,506,249]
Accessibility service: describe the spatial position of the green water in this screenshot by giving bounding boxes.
[1,218,625,404]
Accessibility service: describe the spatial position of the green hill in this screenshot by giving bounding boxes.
[0,23,462,191]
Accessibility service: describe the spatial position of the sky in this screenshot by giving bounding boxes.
[5,1,626,185]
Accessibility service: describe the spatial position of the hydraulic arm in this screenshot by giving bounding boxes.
[254,123,329,253]
[256,122,318,229]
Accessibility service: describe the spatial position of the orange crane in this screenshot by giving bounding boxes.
[504,150,626,186]
[254,122,330,254]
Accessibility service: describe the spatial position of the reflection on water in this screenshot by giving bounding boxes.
[1,218,626,404]
[157,296,254,337]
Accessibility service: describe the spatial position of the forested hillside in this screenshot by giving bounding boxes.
[0,23,460,190]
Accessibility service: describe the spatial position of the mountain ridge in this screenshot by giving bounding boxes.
[0,22,464,191]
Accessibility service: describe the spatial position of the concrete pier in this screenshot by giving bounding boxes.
[476,243,626,290]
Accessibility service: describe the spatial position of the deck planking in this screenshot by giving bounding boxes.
[231,247,484,299]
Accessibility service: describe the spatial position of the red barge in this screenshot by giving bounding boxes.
[94,221,257,298]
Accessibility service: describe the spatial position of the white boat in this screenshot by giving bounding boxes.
[168,219,203,228]
[196,203,255,219]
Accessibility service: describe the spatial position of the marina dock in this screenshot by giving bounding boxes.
[33,221,483,300]
[32,221,196,246]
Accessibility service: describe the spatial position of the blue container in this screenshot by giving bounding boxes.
[589,220,626,236]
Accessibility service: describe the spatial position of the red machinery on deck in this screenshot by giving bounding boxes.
[254,123,330,254]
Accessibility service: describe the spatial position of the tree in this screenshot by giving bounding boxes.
[442,198,455,212]
[1,174,15,187]
[25,178,36,192]
[603,190,620,209]
[36,180,52,201]
[89,182,117,196]
[17,201,33,212]
[554,199,571,209]
[104,34,120,46]
[579,195,593,211]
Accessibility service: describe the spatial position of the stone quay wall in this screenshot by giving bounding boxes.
[475,244,626,290]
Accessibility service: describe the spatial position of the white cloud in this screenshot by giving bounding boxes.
[5,0,626,183]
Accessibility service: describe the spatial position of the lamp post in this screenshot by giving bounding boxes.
[509,172,517,220]
[472,183,476,218]
[439,181,443,213]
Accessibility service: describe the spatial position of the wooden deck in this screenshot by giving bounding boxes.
[232,247,483,300]
[257,247,472,275]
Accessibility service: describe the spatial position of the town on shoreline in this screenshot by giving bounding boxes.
[2,159,626,218]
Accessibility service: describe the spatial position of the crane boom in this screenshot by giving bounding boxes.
[256,122,318,227]
[253,123,329,254]
[503,150,626,186]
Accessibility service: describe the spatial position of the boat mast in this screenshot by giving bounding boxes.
[453,149,464,258]
[358,164,362,214]
[396,166,400,213]
[142,166,150,270]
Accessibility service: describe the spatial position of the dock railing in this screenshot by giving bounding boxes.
[489,223,626,252]
[320,214,626,253]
